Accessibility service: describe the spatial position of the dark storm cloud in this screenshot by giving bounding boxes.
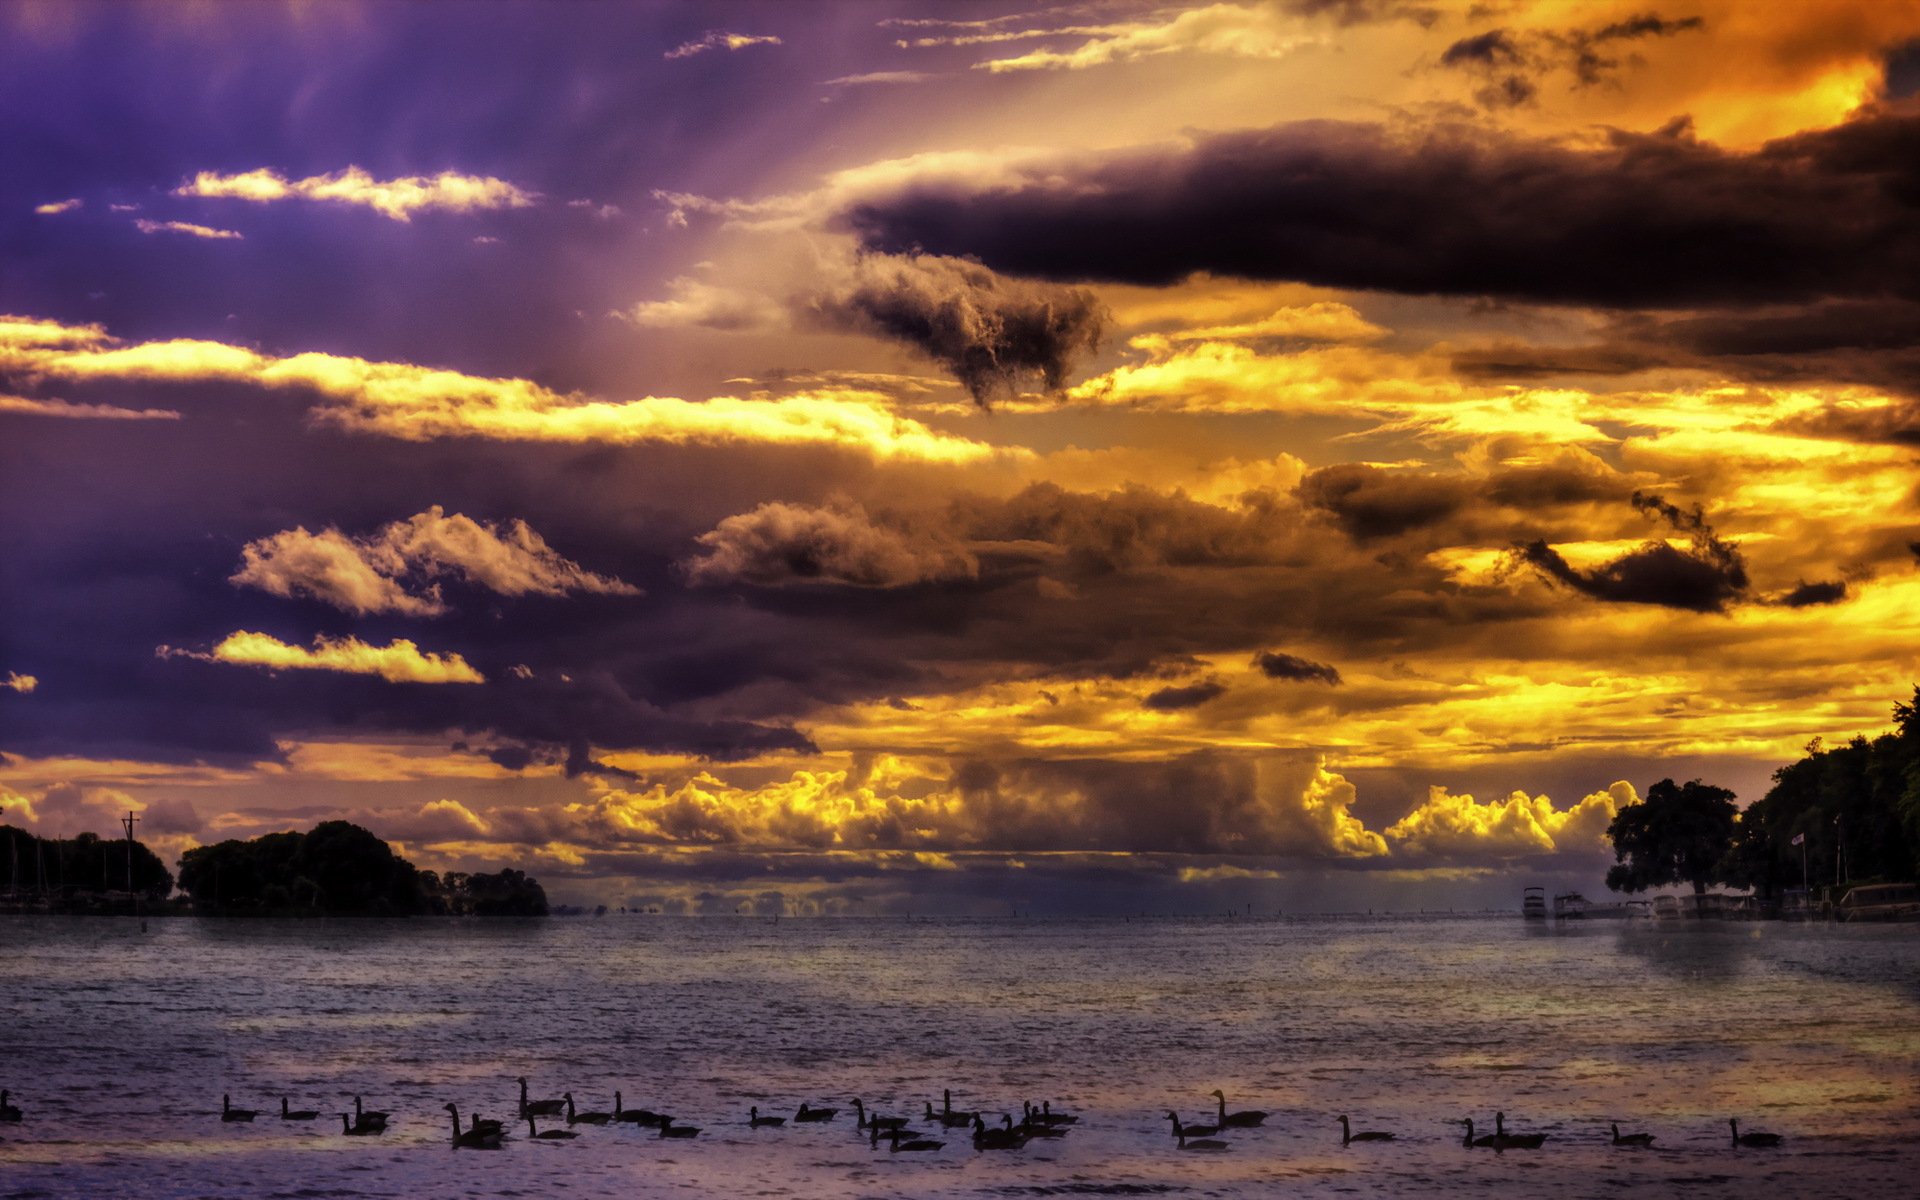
[1253,651,1342,685]
[844,104,1920,308]
[1437,12,1704,109]
[1773,580,1849,608]
[810,254,1107,406]
[1295,461,1628,543]
[1884,38,1920,100]
[1513,492,1750,613]
[1141,680,1227,711]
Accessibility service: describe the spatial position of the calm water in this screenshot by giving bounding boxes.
[2,915,1916,1198]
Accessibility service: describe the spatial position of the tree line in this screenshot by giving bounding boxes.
[1606,688,1920,896]
[0,825,174,901]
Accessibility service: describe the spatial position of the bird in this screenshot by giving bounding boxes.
[1339,1115,1394,1144]
[1177,1126,1230,1151]
[519,1077,564,1118]
[1463,1117,1498,1147]
[1169,1111,1221,1139]
[280,1097,319,1122]
[470,1113,506,1137]
[793,1102,837,1123]
[1490,1111,1546,1150]
[658,1116,700,1138]
[1040,1101,1078,1126]
[1020,1114,1069,1139]
[1025,1100,1076,1128]
[1730,1118,1782,1148]
[1211,1090,1267,1128]
[446,1104,501,1149]
[565,1093,611,1126]
[889,1127,944,1153]
[749,1106,786,1128]
[870,1124,924,1148]
[1611,1122,1654,1147]
[851,1099,908,1132]
[613,1091,665,1127]
[528,1115,577,1141]
[221,1095,257,1123]
[0,1092,20,1123]
[971,1113,1026,1150]
[337,1113,382,1137]
[352,1096,389,1130]
[934,1090,976,1127]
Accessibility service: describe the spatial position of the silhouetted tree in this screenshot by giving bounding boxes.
[0,823,172,901]
[1605,778,1738,895]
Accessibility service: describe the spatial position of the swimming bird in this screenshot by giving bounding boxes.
[1339,1115,1394,1144]
[613,1091,665,1127]
[352,1096,389,1129]
[338,1113,382,1136]
[1019,1111,1069,1139]
[793,1102,837,1123]
[446,1104,501,1149]
[935,1090,976,1127]
[1211,1090,1267,1128]
[1177,1126,1230,1151]
[1462,1117,1498,1147]
[971,1113,1027,1150]
[851,1099,908,1132]
[281,1097,319,1122]
[565,1093,611,1126]
[658,1116,700,1138]
[1169,1111,1221,1139]
[470,1113,506,1137]
[749,1106,786,1128]
[1730,1118,1782,1148]
[1490,1111,1546,1150]
[0,1092,19,1123]
[221,1094,257,1123]
[519,1077,564,1118]
[528,1115,577,1141]
[1026,1100,1077,1127]
[889,1128,944,1153]
[1611,1123,1654,1147]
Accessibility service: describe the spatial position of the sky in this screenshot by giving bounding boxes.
[4,0,1920,914]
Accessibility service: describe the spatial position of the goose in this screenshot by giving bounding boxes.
[1730,1118,1782,1148]
[613,1091,666,1127]
[281,1097,319,1122]
[446,1104,501,1149]
[565,1093,611,1126]
[888,1128,944,1153]
[851,1099,908,1132]
[337,1113,382,1137]
[470,1113,506,1137]
[1339,1115,1394,1144]
[1462,1117,1498,1147]
[1177,1126,1230,1152]
[1019,1112,1069,1140]
[793,1102,837,1123]
[519,1077,564,1118]
[971,1113,1026,1150]
[1490,1111,1546,1150]
[1041,1101,1078,1126]
[0,1092,19,1123]
[353,1096,389,1129]
[1610,1123,1654,1147]
[749,1106,786,1128]
[935,1090,976,1127]
[221,1094,257,1123]
[1169,1111,1221,1139]
[528,1115,577,1141]
[870,1123,925,1148]
[1210,1090,1267,1128]
[658,1115,700,1138]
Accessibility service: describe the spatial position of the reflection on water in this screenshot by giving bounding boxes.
[0,915,1915,1198]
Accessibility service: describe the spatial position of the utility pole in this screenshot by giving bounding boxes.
[121,811,139,896]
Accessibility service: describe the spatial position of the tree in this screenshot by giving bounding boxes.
[1605,778,1738,895]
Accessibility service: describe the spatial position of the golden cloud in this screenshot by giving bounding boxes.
[174,166,534,221]
[134,218,242,240]
[162,631,486,685]
[3,671,37,694]
[1387,780,1635,859]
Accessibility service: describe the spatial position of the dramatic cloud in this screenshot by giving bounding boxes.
[3,672,37,694]
[1437,12,1705,109]
[665,31,781,59]
[133,218,242,240]
[971,3,1319,73]
[1252,651,1340,684]
[844,105,1920,307]
[1514,492,1750,613]
[232,506,638,616]
[1142,680,1227,710]
[684,501,978,588]
[1774,579,1849,608]
[175,167,535,221]
[0,314,1003,462]
[812,254,1106,405]
[0,394,178,420]
[1386,781,1634,859]
[162,632,486,684]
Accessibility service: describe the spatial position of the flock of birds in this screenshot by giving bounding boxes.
[3,1084,1786,1156]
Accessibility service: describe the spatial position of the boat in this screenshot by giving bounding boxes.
[1837,883,1920,922]
[1553,892,1637,919]
[1522,886,1547,920]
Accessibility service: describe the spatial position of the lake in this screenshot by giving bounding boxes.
[2,914,1915,1197]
